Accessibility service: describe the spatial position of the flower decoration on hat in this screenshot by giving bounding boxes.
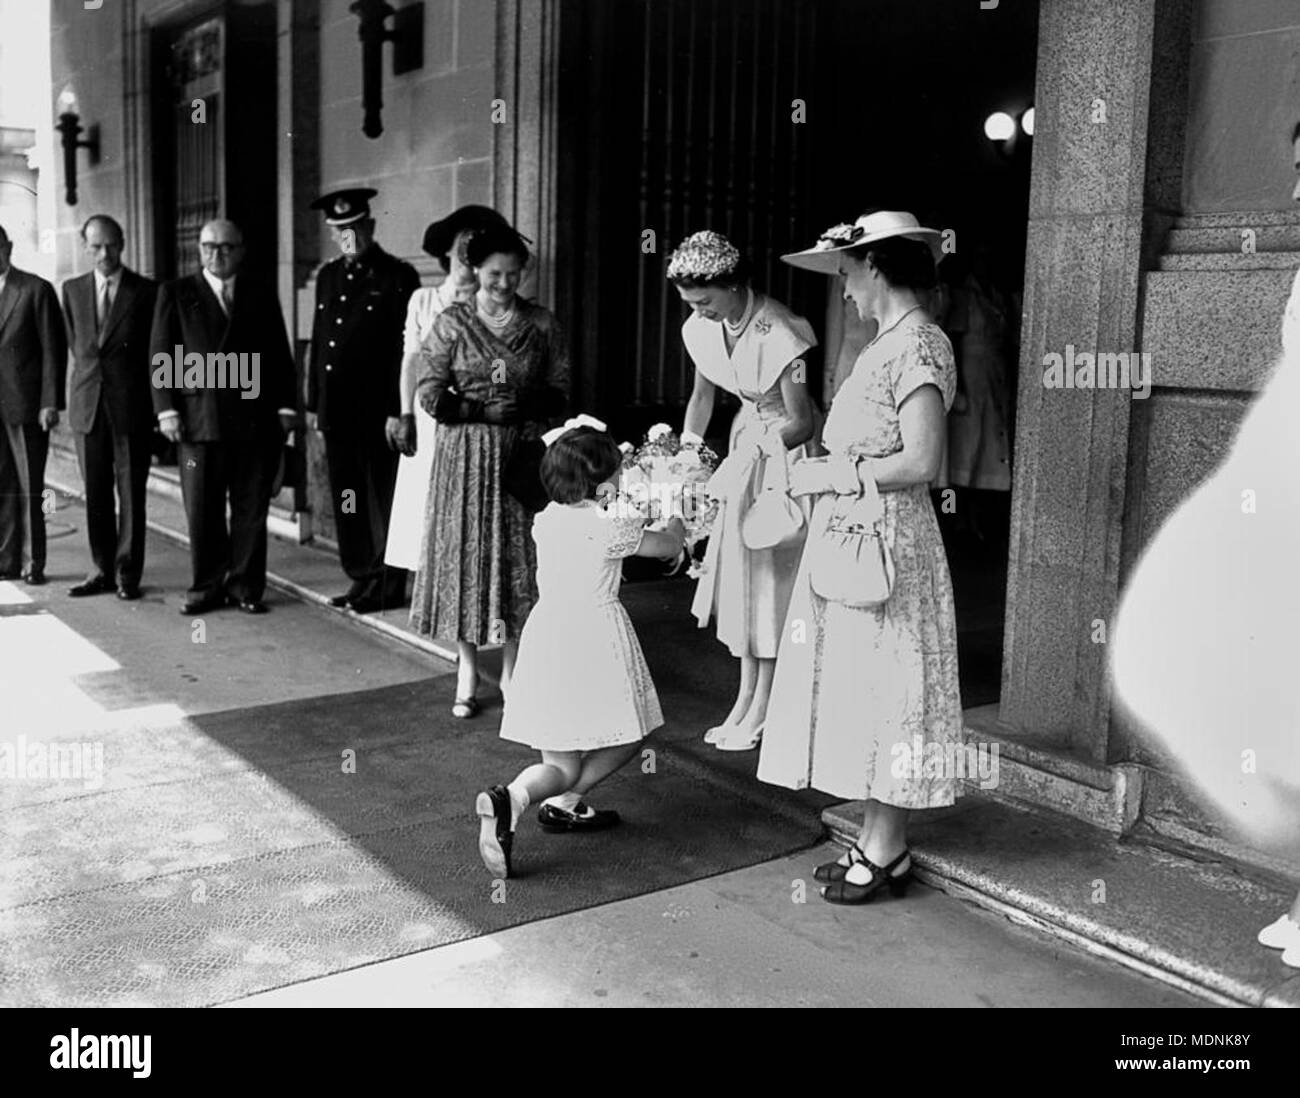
[667,230,741,282]
[813,222,867,251]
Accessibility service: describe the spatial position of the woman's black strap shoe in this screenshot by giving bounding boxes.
[814,842,866,884]
[820,848,912,905]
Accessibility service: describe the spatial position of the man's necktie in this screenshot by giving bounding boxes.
[96,280,110,337]
[220,280,233,317]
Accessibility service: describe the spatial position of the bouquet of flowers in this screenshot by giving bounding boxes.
[610,423,720,565]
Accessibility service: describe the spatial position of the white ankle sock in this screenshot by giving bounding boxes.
[543,791,583,812]
[505,781,530,829]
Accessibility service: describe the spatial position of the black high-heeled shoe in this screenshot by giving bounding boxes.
[820,849,912,905]
[814,842,866,884]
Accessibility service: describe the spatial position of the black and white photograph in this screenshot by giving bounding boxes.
[0,0,1297,1072]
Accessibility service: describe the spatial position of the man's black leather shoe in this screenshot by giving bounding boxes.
[233,599,268,615]
[117,585,142,601]
[23,570,46,586]
[537,803,621,832]
[69,575,115,597]
[328,593,354,607]
[179,593,227,616]
[346,595,385,614]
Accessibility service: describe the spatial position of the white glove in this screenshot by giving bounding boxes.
[787,455,860,497]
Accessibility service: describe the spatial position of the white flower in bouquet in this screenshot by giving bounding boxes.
[615,425,721,551]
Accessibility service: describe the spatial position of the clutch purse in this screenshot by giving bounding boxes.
[807,491,895,608]
[742,449,805,551]
[502,436,549,512]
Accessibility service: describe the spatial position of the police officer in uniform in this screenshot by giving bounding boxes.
[306,188,420,613]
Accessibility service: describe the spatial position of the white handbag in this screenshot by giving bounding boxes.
[807,489,895,608]
[742,448,805,551]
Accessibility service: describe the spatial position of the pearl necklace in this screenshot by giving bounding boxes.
[477,296,515,329]
[722,288,755,335]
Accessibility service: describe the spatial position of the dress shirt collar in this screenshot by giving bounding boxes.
[202,268,235,306]
[93,268,123,293]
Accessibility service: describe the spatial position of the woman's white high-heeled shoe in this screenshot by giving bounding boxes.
[715,722,764,752]
[704,722,738,745]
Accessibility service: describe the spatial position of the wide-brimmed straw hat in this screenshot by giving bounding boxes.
[781,210,943,273]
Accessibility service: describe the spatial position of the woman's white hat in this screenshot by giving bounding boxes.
[781,210,943,273]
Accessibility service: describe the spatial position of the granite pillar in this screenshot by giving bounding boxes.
[999,0,1164,762]
[493,0,561,309]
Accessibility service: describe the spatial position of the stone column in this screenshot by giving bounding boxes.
[493,0,560,309]
[277,0,321,524]
[999,0,1166,762]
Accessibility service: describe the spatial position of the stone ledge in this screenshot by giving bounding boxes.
[822,795,1300,1007]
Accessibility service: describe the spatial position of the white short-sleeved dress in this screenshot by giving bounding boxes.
[499,501,664,752]
[758,321,963,808]
[684,294,819,659]
[385,281,458,570]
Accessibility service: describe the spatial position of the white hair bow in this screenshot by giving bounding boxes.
[542,414,608,447]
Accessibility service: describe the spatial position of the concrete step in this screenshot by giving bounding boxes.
[822,794,1300,1007]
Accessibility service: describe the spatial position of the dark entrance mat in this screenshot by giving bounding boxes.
[0,679,824,1007]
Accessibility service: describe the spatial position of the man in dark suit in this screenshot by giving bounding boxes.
[150,218,298,615]
[306,188,419,614]
[0,223,67,584]
[62,215,158,600]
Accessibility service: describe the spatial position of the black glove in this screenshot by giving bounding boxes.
[429,390,486,423]
[394,413,417,456]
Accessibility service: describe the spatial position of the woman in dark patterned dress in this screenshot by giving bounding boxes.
[411,226,570,717]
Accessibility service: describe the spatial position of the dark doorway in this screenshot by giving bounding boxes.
[557,0,1040,705]
[150,2,279,281]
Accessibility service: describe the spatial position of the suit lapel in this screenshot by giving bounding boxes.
[187,273,228,348]
[0,271,22,337]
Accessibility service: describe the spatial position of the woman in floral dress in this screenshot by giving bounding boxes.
[759,211,963,905]
[668,231,820,753]
[411,225,570,716]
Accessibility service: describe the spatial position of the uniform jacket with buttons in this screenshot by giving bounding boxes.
[62,267,158,435]
[0,267,67,426]
[305,244,419,431]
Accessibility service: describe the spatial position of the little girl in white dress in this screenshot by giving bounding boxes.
[476,422,686,879]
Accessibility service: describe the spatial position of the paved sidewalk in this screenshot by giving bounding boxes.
[230,843,1200,1008]
[31,469,1296,1007]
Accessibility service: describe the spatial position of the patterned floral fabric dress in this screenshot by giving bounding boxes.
[410,298,570,645]
[757,320,963,809]
[684,295,819,658]
[500,501,664,751]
